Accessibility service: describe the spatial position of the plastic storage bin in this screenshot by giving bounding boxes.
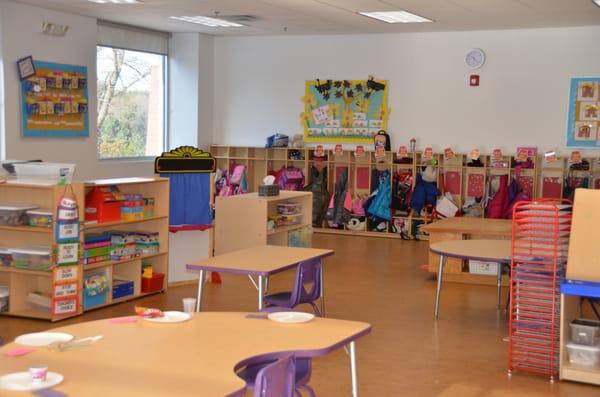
[0,203,38,226]
[566,343,600,368]
[0,285,8,312]
[10,246,52,271]
[277,202,302,215]
[0,248,12,267]
[83,270,109,309]
[468,260,499,276]
[570,319,600,346]
[26,209,53,228]
[142,272,164,293]
[112,279,134,300]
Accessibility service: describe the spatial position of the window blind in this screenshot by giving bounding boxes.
[97,20,170,55]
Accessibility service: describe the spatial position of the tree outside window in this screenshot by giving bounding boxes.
[97,46,165,159]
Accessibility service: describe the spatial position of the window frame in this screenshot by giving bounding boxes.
[96,45,169,161]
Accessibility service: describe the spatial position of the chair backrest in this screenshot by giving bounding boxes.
[253,356,296,397]
[290,258,322,306]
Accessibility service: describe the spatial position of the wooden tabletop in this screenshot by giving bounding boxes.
[422,217,512,235]
[429,239,512,262]
[186,245,334,276]
[0,312,371,397]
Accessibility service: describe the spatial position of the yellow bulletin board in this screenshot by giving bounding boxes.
[301,77,390,143]
[21,60,89,137]
[566,77,600,148]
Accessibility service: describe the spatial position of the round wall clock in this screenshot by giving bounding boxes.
[465,48,486,69]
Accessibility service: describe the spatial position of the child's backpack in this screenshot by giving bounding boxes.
[277,166,305,191]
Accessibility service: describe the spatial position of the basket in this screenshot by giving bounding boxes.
[258,184,279,197]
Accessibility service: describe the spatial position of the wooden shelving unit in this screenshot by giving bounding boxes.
[210,145,557,240]
[214,191,312,255]
[0,177,170,321]
[81,177,170,312]
[0,181,85,321]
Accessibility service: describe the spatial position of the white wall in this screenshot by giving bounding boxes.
[213,26,600,155]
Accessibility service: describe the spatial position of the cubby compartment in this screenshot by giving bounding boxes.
[9,273,53,319]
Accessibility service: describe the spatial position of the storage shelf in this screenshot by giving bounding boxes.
[82,215,168,230]
[0,225,52,234]
[84,251,167,271]
[0,267,53,277]
[267,223,309,235]
[5,309,52,320]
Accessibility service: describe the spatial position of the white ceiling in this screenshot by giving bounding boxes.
[15,0,600,35]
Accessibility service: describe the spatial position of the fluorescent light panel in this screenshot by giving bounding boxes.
[88,0,142,4]
[169,16,243,27]
[593,0,600,7]
[359,10,433,23]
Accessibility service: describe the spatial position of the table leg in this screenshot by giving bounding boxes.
[434,255,446,319]
[320,260,325,316]
[497,262,503,309]
[195,269,205,312]
[349,341,358,397]
[258,275,265,310]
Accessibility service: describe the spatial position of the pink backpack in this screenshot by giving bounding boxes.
[277,166,305,191]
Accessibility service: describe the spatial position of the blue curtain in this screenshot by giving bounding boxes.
[160,173,212,226]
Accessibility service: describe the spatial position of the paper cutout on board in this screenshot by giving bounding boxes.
[566,77,600,148]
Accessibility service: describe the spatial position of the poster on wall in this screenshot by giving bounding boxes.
[301,77,390,143]
[20,60,89,137]
[566,77,600,148]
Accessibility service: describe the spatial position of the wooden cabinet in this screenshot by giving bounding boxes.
[214,191,312,255]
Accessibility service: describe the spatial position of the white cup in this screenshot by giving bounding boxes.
[182,298,197,313]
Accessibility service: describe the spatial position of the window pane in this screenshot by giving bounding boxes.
[97,46,165,159]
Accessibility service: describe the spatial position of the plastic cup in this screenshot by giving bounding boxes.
[29,365,48,383]
[182,298,197,313]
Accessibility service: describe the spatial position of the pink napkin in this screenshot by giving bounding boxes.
[4,347,35,357]
[109,316,138,324]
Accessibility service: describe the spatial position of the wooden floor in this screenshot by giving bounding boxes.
[1,234,599,396]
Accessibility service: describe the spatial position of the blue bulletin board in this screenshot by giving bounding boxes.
[566,77,600,148]
[301,77,389,143]
[21,60,89,137]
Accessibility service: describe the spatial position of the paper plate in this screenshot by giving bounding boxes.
[267,312,315,324]
[14,332,73,347]
[142,311,191,323]
[0,372,63,391]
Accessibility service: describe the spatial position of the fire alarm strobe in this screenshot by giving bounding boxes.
[469,75,480,87]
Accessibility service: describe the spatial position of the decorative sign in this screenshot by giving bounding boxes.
[17,56,36,80]
[334,144,343,156]
[20,60,89,137]
[303,77,389,143]
[571,150,582,164]
[375,145,385,159]
[443,147,455,161]
[52,297,78,316]
[354,145,365,158]
[566,77,600,148]
[423,147,433,161]
[545,151,557,163]
[56,221,79,242]
[398,145,408,158]
[54,282,78,298]
[492,149,503,161]
[315,145,325,157]
[154,146,215,173]
[54,265,79,282]
[470,148,481,161]
[57,243,79,266]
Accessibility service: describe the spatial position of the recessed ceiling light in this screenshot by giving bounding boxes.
[592,0,600,7]
[169,16,244,27]
[359,11,433,23]
[88,0,142,4]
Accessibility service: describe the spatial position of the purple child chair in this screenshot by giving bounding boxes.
[252,356,296,397]
[264,258,322,316]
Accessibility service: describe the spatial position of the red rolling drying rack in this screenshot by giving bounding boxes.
[508,199,572,382]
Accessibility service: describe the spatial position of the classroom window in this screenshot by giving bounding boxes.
[96,46,166,159]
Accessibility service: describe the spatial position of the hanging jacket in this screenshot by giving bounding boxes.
[486,174,509,219]
[368,170,392,221]
[304,166,329,227]
[410,174,439,214]
[326,168,351,225]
